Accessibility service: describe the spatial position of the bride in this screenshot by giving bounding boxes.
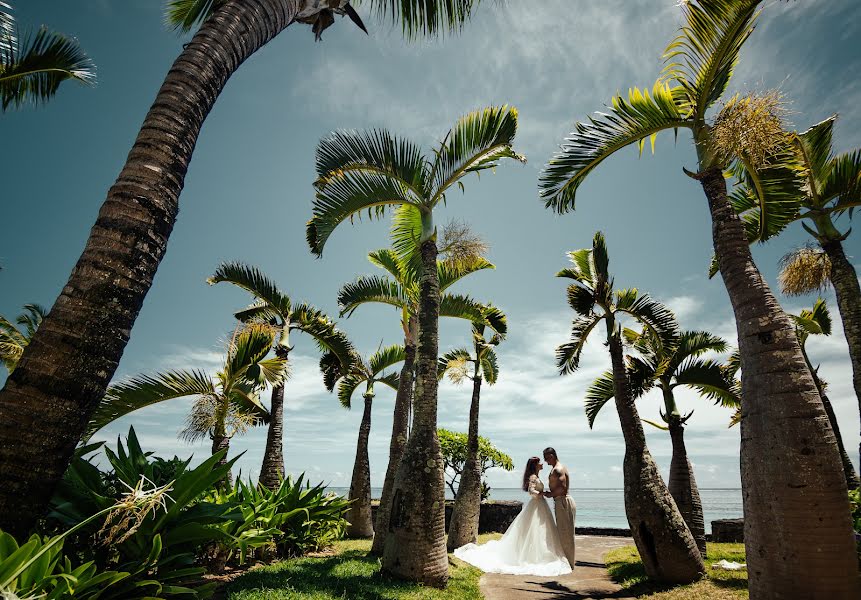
[453,456,572,576]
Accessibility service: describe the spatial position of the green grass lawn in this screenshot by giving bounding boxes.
[222,535,501,600]
[605,543,748,599]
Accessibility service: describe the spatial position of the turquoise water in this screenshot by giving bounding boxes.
[333,487,743,533]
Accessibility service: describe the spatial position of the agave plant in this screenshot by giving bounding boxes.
[0,303,45,374]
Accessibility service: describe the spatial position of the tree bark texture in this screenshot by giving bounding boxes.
[371,329,416,555]
[446,374,482,551]
[382,239,449,588]
[608,332,705,584]
[259,382,286,490]
[0,0,301,538]
[667,416,707,557]
[821,239,861,470]
[701,167,860,598]
[211,424,232,492]
[347,393,374,538]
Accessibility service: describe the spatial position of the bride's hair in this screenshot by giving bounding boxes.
[522,457,541,491]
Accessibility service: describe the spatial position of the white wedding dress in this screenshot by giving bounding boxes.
[453,475,572,576]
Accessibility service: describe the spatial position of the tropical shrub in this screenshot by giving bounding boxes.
[437,429,513,499]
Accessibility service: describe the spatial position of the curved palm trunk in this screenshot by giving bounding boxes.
[446,373,482,551]
[0,0,301,538]
[608,333,704,583]
[382,239,448,588]
[820,239,861,469]
[666,415,707,558]
[212,422,232,492]
[700,167,860,598]
[259,383,286,490]
[371,325,416,555]
[347,393,374,538]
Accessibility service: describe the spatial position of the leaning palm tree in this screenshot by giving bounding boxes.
[556,232,703,583]
[0,1,95,111]
[0,0,483,538]
[0,303,46,373]
[208,261,354,489]
[338,247,500,554]
[538,1,859,595]
[84,324,284,489]
[308,106,523,586]
[326,344,403,538]
[439,305,506,551]
[585,329,736,557]
[790,299,860,490]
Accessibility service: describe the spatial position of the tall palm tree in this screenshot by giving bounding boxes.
[0,303,46,373]
[556,232,703,583]
[0,0,483,538]
[789,299,860,490]
[585,329,737,557]
[538,2,860,595]
[308,106,523,586]
[84,324,284,489]
[208,261,354,489]
[438,305,506,551]
[748,116,861,467]
[326,344,403,538]
[0,1,95,111]
[338,247,499,554]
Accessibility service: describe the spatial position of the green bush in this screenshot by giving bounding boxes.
[850,489,861,562]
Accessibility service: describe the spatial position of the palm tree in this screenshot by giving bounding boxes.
[0,0,483,538]
[0,1,95,111]
[0,303,46,373]
[556,232,703,583]
[308,106,523,586]
[327,344,403,537]
[585,329,737,557]
[789,299,860,490]
[538,2,860,594]
[337,248,499,554]
[84,324,285,489]
[438,305,506,551]
[207,262,354,489]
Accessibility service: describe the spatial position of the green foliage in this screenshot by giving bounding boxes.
[437,429,513,498]
[850,489,861,562]
[0,303,45,373]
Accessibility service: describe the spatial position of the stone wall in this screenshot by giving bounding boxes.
[370,500,524,534]
[711,518,744,543]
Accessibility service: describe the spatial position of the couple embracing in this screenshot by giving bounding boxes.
[454,447,577,576]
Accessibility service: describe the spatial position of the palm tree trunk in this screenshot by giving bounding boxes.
[666,413,707,558]
[347,393,374,538]
[446,372,482,551]
[212,424,232,492]
[259,382,286,490]
[608,331,704,583]
[821,239,861,469]
[382,238,448,588]
[0,0,301,538]
[371,324,417,555]
[699,166,860,598]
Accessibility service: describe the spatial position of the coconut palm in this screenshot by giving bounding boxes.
[438,305,506,551]
[789,299,860,490]
[338,248,499,554]
[585,329,737,557]
[325,344,403,538]
[84,324,285,489]
[308,106,523,586]
[556,231,703,583]
[207,261,354,489]
[0,1,95,111]
[538,1,859,594]
[0,0,483,538]
[0,303,46,373]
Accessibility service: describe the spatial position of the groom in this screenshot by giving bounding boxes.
[542,447,576,568]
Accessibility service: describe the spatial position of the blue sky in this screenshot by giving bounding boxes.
[2,0,860,491]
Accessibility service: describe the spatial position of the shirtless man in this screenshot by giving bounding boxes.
[542,447,576,568]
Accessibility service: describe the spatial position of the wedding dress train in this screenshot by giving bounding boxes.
[453,475,572,576]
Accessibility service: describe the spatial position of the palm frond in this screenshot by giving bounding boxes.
[437,256,494,292]
[338,275,407,317]
[584,371,615,428]
[226,324,277,382]
[479,304,507,338]
[234,301,280,325]
[390,202,425,274]
[566,283,596,317]
[539,82,689,213]
[165,0,222,32]
[795,115,835,198]
[368,248,407,282]
[823,149,861,213]
[357,0,482,40]
[557,314,603,375]
[368,344,406,376]
[557,248,594,285]
[16,303,46,338]
[229,382,271,423]
[792,297,832,338]
[438,348,472,383]
[377,371,400,391]
[614,289,679,348]
[337,372,365,409]
[209,261,291,318]
[673,357,737,407]
[438,293,486,323]
[291,303,356,368]
[778,245,831,296]
[480,348,499,385]
[665,329,727,375]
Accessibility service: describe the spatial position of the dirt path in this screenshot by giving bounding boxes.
[480,535,635,600]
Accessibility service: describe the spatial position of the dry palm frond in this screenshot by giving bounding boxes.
[180,394,219,442]
[225,409,264,438]
[778,245,831,296]
[728,407,741,428]
[438,221,489,267]
[711,90,790,170]
[444,356,471,384]
[98,476,174,545]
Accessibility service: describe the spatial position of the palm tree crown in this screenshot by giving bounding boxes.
[0,303,46,373]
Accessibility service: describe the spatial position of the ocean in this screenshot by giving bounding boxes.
[330,487,743,533]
